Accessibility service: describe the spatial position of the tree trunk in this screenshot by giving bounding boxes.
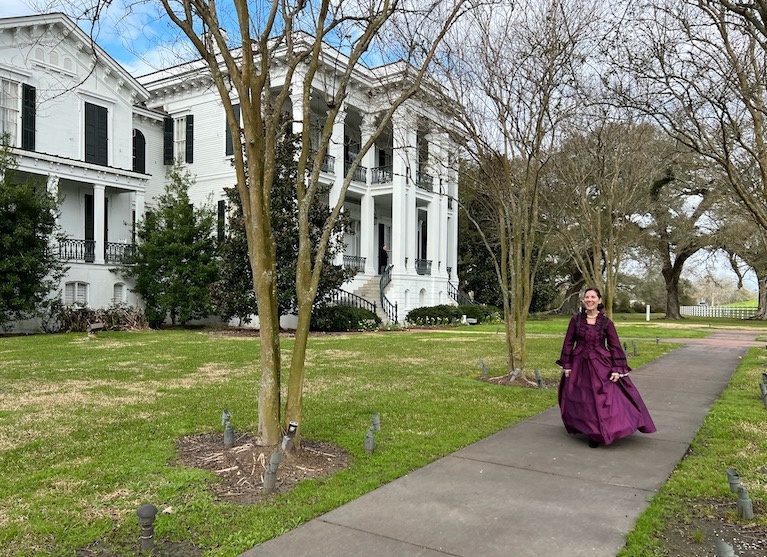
[757,274,767,319]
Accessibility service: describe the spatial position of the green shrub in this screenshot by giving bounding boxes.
[311,305,381,332]
[406,305,462,327]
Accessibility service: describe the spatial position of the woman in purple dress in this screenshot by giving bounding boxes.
[556,288,656,448]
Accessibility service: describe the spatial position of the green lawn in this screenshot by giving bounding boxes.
[0,320,763,556]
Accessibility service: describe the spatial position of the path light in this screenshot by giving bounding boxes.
[263,452,282,492]
[222,409,233,449]
[656,337,659,345]
[479,359,489,378]
[632,340,638,356]
[737,487,754,519]
[372,413,381,431]
[726,468,741,493]
[136,504,158,552]
[759,383,767,397]
[510,368,520,381]
[534,368,544,389]
[715,539,737,557]
[364,426,375,454]
[281,421,298,452]
[762,372,767,384]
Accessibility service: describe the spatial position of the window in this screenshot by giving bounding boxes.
[112,283,125,304]
[0,78,19,145]
[132,129,146,173]
[164,115,194,164]
[85,102,108,166]
[64,282,89,305]
[225,103,240,156]
[21,84,35,151]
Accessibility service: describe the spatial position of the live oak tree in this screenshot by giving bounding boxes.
[0,137,64,330]
[120,164,218,328]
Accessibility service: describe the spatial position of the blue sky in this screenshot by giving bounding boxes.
[0,0,181,75]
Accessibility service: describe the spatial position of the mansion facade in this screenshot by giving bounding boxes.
[0,12,460,328]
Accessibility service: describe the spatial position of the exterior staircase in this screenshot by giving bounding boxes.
[352,275,390,324]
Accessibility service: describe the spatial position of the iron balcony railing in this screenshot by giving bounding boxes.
[342,255,366,273]
[371,165,392,184]
[344,161,367,183]
[58,239,134,264]
[415,258,432,276]
[310,151,336,174]
[416,170,434,192]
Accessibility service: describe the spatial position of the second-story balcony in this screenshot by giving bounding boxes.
[416,171,434,192]
[344,161,368,183]
[310,151,336,174]
[58,238,135,264]
[371,165,392,184]
[415,258,432,275]
[343,255,366,273]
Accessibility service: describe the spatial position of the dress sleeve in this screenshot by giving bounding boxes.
[605,319,631,374]
[555,315,577,368]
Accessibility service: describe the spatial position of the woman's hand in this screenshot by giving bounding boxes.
[563,369,571,378]
[609,372,620,382]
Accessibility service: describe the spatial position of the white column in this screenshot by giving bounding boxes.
[290,71,305,136]
[47,175,60,227]
[329,105,346,208]
[361,193,375,275]
[360,115,376,275]
[93,184,106,264]
[391,109,413,272]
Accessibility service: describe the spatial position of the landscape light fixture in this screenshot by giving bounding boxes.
[372,413,381,431]
[715,539,737,557]
[737,487,754,519]
[222,409,233,448]
[136,504,158,552]
[510,368,520,381]
[632,340,638,356]
[282,421,299,452]
[726,468,741,493]
[479,358,489,378]
[364,426,375,454]
[263,452,282,492]
[534,368,544,389]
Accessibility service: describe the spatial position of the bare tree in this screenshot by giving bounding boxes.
[614,0,767,236]
[549,119,668,318]
[80,0,469,445]
[437,0,597,372]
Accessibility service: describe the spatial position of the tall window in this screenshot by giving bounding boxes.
[132,129,146,173]
[64,282,89,305]
[164,115,194,164]
[217,199,226,243]
[85,102,108,166]
[21,84,35,151]
[0,78,19,144]
[225,103,240,156]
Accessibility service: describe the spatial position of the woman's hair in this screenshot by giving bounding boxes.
[581,287,605,312]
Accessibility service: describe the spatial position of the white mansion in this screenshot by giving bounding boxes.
[0,12,461,328]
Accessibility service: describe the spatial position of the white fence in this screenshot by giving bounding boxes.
[680,305,760,319]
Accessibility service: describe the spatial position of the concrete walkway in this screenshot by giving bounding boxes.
[241,331,762,557]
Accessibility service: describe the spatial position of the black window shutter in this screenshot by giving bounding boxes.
[21,84,35,151]
[132,129,146,173]
[163,117,173,165]
[217,199,226,243]
[185,114,194,163]
[85,102,108,166]
[225,104,240,156]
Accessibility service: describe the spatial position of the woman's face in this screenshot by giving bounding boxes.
[582,290,601,311]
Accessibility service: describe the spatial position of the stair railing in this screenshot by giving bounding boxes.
[380,264,398,323]
[447,281,475,306]
[326,289,377,314]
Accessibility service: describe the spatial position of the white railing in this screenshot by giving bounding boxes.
[680,305,760,319]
